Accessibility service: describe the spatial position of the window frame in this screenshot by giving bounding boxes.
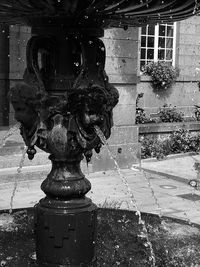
[140,22,177,69]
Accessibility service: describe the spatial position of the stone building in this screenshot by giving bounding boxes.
[137,16,200,118]
[1,15,200,168]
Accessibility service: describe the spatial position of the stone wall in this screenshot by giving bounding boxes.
[139,121,200,139]
[137,81,200,116]
[92,28,141,171]
[137,16,200,118]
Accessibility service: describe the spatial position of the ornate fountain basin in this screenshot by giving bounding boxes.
[0,0,199,28]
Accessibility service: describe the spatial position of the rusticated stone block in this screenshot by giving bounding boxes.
[108,126,138,145]
[113,104,136,126]
[92,142,141,172]
[105,57,138,76]
[104,28,139,41]
[103,38,139,58]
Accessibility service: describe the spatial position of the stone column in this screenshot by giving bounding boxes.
[92,27,140,171]
[0,25,9,126]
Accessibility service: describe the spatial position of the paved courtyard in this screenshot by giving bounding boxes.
[1,128,200,225]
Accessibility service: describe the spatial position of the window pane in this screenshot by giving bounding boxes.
[148,25,155,35]
[141,48,146,59]
[141,27,146,35]
[166,38,173,48]
[158,49,165,60]
[140,22,176,69]
[167,26,173,37]
[147,37,154,47]
[140,60,146,69]
[158,37,165,48]
[166,49,173,60]
[159,25,166,36]
[141,36,146,47]
[147,49,154,59]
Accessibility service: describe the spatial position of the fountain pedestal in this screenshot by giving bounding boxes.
[35,198,97,266]
[35,157,97,266]
[10,25,119,266]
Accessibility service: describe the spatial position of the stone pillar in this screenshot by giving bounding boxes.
[9,25,31,125]
[0,25,9,126]
[92,27,140,171]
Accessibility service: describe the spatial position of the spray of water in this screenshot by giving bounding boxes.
[9,145,27,214]
[0,122,21,149]
[94,125,156,266]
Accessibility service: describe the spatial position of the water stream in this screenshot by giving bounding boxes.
[0,122,21,149]
[9,145,27,214]
[94,125,156,266]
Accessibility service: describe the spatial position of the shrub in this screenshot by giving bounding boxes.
[169,129,192,153]
[157,104,184,123]
[135,108,156,124]
[140,136,169,160]
[140,129,200,159]
[142,62,179,91]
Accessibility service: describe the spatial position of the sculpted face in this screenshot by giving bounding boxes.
[9,82,39,129]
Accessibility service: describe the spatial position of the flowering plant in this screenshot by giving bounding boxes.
[142,62,179,91]
[157,104,184,123]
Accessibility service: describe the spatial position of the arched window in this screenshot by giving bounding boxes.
[140,23,177,70]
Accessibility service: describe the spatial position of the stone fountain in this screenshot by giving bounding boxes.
[0,0,199,266]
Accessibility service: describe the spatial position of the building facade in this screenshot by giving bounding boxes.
[138,16,200,117]
[0,16,200,168]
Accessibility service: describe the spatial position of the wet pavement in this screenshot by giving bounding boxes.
[0,128,200,225]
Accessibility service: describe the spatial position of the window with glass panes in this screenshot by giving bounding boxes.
[140,23,176,69]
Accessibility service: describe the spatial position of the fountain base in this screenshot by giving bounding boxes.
[35,197,97,266]
[0,208,200,266]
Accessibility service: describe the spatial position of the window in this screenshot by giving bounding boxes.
[140,23,176,69]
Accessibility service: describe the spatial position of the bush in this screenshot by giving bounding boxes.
[140,129,200,159]
[142,62,179,91]
[135,108,156,124]
[140,136,170,160]
[157,104,184,123]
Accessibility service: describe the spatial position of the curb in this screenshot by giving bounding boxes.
[138,166,189,185]
[141,152,198,163]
